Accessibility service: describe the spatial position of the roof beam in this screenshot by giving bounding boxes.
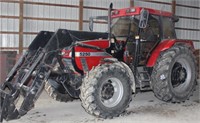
[19,0,24,54]
[130,0,134,7]
[79,0,84,31]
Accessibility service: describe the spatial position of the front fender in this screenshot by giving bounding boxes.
[120,62,136,93]
[147,39,194,67]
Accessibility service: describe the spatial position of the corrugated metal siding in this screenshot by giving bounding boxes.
[175,0,200,49]
[26,0,79,5]
[83,0,128,9]
[83,0,130,32]
[0,2,19,16]
[0,2,19,48]
[23,0,79,48]
[0,34,19,47]
[134,0,172,12]
[0,0,79,49]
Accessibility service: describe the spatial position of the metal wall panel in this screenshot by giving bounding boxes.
[0,2,19,49]
[139,0,172,3]
[194,42,200,49]
[23,21,78,48]
[176,30,199,40]
[22,0,80,48]
[1,18,19,32]
[176,19,199,29]
[176,6,199,17]
[0,2,19,32]
[83,0,129,8]
[25,0,79,5]
[175,0,200,49]
[134,0,172,12]
[83,9,107,20]
[0,2,19,16]
[0,34,19,47]
[83,0,130,31]
[0,1,79,50]
[23,35,35,48]
[24,4,79,19]
[176,0,199,6]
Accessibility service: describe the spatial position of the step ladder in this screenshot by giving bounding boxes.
[137,67,152,91]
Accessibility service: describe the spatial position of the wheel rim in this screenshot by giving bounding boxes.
[100,77,124,108]
[171,58,192,93]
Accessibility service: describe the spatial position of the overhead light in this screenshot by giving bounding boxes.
[112,10,119,15]
[126,8,136,13]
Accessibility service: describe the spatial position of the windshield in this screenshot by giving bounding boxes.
[111,16,139,38]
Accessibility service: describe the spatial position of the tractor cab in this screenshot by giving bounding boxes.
[109,7,177,66]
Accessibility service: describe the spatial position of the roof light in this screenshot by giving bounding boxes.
[126,8,136,13]
[112,10,119,15]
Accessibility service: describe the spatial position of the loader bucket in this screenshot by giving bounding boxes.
[0,82,20,122]
[28,31,54,51]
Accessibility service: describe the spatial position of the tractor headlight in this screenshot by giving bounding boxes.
[61,51,65,55]
[111,38,115,43]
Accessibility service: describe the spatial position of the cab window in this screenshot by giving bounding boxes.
[162,17,176,39]
[140,15,160,41]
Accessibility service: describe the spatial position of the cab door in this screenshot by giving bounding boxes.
[139,14,161,65]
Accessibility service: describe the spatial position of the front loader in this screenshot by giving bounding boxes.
[0,3,197,122]
[0,29,108,122]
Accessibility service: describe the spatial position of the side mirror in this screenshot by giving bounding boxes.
[89,17,94,31]
[139,9,149,28]
[172,15,179,23]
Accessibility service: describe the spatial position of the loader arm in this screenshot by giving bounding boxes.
[0,29,75,122]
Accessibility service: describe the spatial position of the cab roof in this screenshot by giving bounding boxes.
[112,6,173,18]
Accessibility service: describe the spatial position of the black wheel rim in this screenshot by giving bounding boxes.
[171,62,187,87]
[171,58,192,93]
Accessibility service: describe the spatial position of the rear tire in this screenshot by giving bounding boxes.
[151,45,197,102]
[80,63,132,118]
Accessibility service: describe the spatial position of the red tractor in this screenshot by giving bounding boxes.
[0,4,197,122]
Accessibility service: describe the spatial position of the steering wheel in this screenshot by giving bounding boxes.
[112,34,123,51]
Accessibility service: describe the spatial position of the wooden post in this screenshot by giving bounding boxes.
[172,0,176,14]
[19,0,24,54]
[79,0,84,31]
[130,0,134,7]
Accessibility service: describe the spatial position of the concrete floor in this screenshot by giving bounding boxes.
[5,80,200,123]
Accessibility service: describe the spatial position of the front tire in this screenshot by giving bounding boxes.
[80,63,132,118]
[151,44,197,102]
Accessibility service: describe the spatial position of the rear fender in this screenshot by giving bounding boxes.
[147,39,194,67]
